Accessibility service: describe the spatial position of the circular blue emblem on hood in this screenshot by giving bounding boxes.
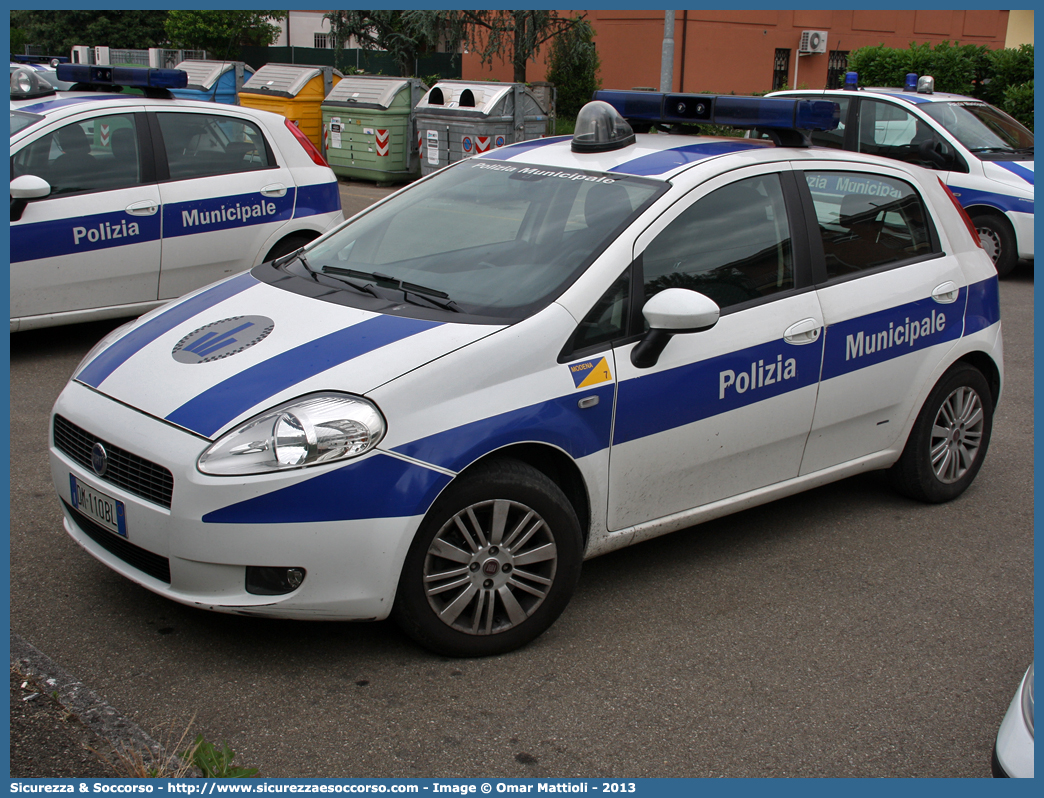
[172,316,275,364]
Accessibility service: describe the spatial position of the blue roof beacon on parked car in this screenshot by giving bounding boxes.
[49,91,1002,657]
[768,71,1033,277]
[10,63,343,332]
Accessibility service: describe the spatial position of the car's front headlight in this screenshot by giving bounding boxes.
[198,393,386,476]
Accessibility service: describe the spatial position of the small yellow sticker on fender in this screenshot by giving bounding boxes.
[568,357,613,388]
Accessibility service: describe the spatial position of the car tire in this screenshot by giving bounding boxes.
[971,211,1018,278]
[263,233,317,264]
[392,458,584,657]
[889,363,993,504]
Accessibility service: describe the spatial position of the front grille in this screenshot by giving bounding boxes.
[63,499,171,584]
[53,415,174,509]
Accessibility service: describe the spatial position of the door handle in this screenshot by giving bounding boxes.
[931,281,960,304]
[125,200,158,216]
[784,318,821,345]
[260,183,287,198]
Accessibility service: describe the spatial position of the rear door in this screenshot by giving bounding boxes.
[796,162,965,475]
[10,109,161,322]
[150,109,297,299]
[606,164,825,531]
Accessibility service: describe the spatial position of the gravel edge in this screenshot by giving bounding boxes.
[10,632,196,777]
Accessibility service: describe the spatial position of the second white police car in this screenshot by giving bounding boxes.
[10,64,343,331]
[49,92,1002,657]
[769,72,1033,277]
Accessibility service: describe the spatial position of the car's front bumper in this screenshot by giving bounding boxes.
[49,380,423,621]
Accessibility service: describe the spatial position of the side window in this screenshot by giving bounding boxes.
[642,174,794,311]
[857,100,943,169]
[156,113,272,180]
[568,267,631,354]
[805,171,935,280]
[810,95,849,149]
[11,113,142,197]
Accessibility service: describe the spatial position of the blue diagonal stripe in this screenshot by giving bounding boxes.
[610,140,766,176]
[165,315,441,438]
[76,272,257,388]
[994,161,1034,186]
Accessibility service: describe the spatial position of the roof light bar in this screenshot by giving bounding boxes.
[592,90,839,132]
[590,90,839,147]
[55,63,188,90]
[12,54,69,65]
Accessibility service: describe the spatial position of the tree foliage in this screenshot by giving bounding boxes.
[847,41,1034,129]
[165,11,286,59]
[407,11,586,84]
[9,10,169,54]
[324,11,440,77]
[546,18,601,119]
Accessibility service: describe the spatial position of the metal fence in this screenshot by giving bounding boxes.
[240,45,460,82]
[109,49,150,66]
[104,48,207,67]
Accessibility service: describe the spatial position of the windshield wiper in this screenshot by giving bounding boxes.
[318,264,383,299]
[325,267,461,313]
[968,146,1016,153]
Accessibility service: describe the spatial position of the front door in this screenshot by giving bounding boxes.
[607,166,824,531]
[10,110,161,321]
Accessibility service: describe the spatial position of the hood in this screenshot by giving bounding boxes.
[982,159,1034,194]
[75,272,503,440]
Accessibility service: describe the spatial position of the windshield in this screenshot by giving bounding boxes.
[10,110,44,136]
[920,101,1033,154]
[298,159,665,320]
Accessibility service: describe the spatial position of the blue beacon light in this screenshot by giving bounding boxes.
[589,90,840,148]
[56,63,188,90]
[904,73,918,92]
[843,72,859,91]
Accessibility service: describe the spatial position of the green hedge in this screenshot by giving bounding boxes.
[847,41,1033,130]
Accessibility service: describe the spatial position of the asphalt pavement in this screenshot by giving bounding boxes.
[8,181,1034,778]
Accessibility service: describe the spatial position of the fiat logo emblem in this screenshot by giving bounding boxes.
[91,442,108,476]
[482,560,500,576]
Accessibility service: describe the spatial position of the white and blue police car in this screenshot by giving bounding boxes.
[769,72,1033,277]
[49,92,1002,656]
[993,661,1034,777]
[10,63,343,331]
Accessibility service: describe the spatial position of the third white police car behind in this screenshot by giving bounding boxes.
[10,63,343,331]
[49,92,1002,657]
[769,72,1033,277]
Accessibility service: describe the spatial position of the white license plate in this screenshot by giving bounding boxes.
[70,475,127,538]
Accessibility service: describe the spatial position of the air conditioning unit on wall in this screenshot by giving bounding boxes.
[799,30,828,54]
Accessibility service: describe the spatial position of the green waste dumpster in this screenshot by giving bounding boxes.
[414,81,550,176]
[321,76,427,184]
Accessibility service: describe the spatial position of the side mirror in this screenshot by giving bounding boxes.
[631,288,721,369]
[11,174,52,200]
[11,175,52,222]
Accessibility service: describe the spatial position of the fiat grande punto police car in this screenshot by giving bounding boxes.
[10,64,343,331]
[769,73,1033,277]
[49,92,1002,657]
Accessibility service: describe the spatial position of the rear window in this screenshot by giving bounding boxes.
[805,171,935,280]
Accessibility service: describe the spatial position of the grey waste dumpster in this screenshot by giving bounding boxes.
[414,80,549,176]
